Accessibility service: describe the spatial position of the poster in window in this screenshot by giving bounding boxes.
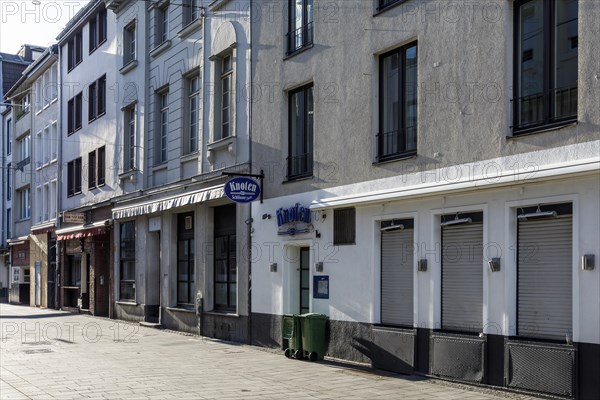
[313,275,329,299]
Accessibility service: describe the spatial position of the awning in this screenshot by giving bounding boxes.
[31,222,56,236]
[56,220,111,241]
[7,236,29,246]
[112,185,224,220]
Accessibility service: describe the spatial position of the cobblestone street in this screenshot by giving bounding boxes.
[0,304,543,400]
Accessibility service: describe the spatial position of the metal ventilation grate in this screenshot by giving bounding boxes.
[505,341,575,398]
[430,334,485,382]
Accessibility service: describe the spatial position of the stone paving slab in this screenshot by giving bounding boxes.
[0,304,540,399]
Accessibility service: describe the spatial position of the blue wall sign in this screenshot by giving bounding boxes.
[224,177,261,203]
[276,203,312,235]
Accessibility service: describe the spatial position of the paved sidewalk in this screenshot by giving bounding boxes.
[1,304,539,399]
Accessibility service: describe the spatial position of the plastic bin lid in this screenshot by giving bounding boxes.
[299,313,328,319]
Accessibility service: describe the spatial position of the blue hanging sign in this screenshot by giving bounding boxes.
[224,177,261,203]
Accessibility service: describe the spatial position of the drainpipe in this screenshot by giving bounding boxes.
[56,45,63,310]
[247,0,253,346]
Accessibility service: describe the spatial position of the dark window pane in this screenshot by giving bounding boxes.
[334,208,356,245]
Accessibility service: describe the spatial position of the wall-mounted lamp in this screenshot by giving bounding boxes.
[244,218,253,225]
[582,254,595,271]
[315,262,323,273]
[417,259,427,272]
[270,263,277,273]
[517,205,557,221]
[488,258,501,272]
[262,213,271,220]
[441,214,472,227]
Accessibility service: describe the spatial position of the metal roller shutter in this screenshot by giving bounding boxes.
[381,228,414,326]
[442,222,483,332]
[518,215,572,340]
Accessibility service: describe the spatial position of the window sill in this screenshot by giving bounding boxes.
[373,151,417,165]
[151,163,168,173]
[207,136,236,163]
[204,310,240,318]
[509,119,578,138]
[119,169,136,183]
[209,0,231,11]
[283,174,313,184]
[88,111,106,124]
[284,43,314,60]
[180,152,199,163]
[373,0,410,17]
[89,38,107,55]
[166,306,195,314]
[116,301,138,306]
[119,60,138,75]
[150,40,172,58]
[177,19,202,39]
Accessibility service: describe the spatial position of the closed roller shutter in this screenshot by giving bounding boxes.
[518,214,572,340]
[381,227,414,326]
[442,221,483,332]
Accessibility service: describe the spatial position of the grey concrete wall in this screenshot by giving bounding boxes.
[251,0,600,199]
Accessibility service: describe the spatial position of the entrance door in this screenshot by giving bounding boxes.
[299,247,310,314]
[35,262,41,306]
[48,238,56,309]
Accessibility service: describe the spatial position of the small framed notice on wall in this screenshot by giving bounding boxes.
[313,276,329,299]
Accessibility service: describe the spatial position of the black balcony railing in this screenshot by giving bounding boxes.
[512,85,577,133]
[287,152,313,180]
[286,22,313,55]
[377,125,417,162]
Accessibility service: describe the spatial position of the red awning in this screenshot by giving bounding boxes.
[57,227,107,241]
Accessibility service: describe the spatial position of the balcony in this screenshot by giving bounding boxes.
[286,152,313,181]
[512,85,577,135]
[376,125,417,163]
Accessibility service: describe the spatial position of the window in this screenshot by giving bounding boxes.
[6,118,11,155]
[50,122,58,162]
[49,180,57,220]
[183,0,201,26]
[88,75,106,122]
[36,130,42,167]
[123,21,136,65]
[50,64,58,102]
[513,0,578,133]
[177,213,195,306]
[124,105,136,171]
[287,84,313,180]
[18,188,30,220]
[6,209,11,239]
[16,94,30,120]
[89,8,107,53]
[378,43,418,162]
[220,55,233,140]
[67,31,83,71]
[67,157,82,197]
[88,146,105,189]
[18,134,30,163]
[334,208,356,245]
[287,0,313,55]
[120,221,136,301]
[186,75,200,153]
[6,163,11,200]
[67,93,83,134]
[156,2,170,46]
[214,205,236,311]
[157,91,169,163]
[377,0,406,12]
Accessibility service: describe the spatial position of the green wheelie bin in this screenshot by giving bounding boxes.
[299,313,328,361]
[282,314,303,359]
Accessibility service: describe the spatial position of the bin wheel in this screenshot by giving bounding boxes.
[284,348,292,358]
[294,350,303,360]
[308,352,318,362]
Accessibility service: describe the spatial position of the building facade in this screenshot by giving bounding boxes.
[5,46,60,308]
[1,46,38,302]
[55,0,117,316]
[105,0,253,341]
[250,0,599,398]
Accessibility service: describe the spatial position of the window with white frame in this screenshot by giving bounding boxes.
[123,21,136,65]
[183,0,201,26]
[217,54,233,140]
[18,134,30,163]
[43,184,49,222]
[186,74,200,154]
[35,186,42,223]
[49,180,57,220]
[36,130,43,168]
[124,105,136,171]
[156,90,169,163]
[156,2,170,47]
[50,122,58,162]
[18,187,30,220]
